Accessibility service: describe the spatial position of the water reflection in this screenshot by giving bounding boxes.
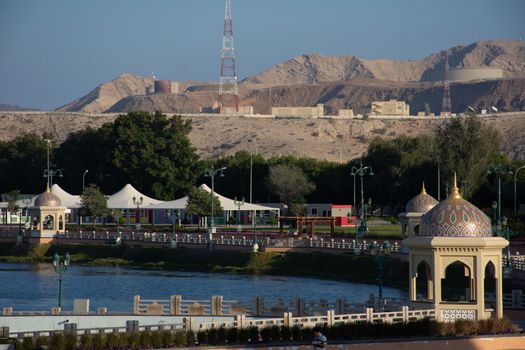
[0,262,406,312]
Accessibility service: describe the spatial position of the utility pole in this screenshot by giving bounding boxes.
[441,51,452,116]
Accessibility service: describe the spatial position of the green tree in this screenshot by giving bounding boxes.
[5,189,20,229]
[185,187,223,230]
[79,184,110,227]
[266,164,315,215]
[0,133,50,194]
[435,116,501,198]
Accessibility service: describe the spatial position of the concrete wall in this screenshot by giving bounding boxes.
[220,105,254,114]
[272,104,324,118]
[338,109,354,117]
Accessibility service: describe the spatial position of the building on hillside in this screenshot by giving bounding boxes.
[338,109,354,117]
[371,99,410,116]
[220,105,254,114]
[272,104,324,118]
[152,80,179,94]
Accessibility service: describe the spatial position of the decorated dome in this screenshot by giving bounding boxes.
[34,187,61,207]
[419,175,491,237]
[406,183,438,213]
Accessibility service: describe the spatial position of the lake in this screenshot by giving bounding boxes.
[0,263,406,312]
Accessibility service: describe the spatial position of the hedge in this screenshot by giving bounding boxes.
[10,318,515,349]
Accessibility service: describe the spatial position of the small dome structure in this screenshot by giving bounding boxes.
[34,187,62,207]
[419,175,491,237]
[406,183,438,213]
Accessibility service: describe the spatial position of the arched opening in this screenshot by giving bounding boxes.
[484,261,496,310]
[58,215,64,230]
[413,224,420,236]
[32,215,40,230]
[415,260,432,301]
[43,215,54,230]
[441,261,472,302]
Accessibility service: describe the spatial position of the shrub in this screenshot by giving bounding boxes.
[34,336,49,349]
[270,325,281,341]
[49,333,65,350]
[207,328,218,345]
[248,326,259,343]
[150,330,163,348]
[238,327,250,343]
[64,333,77,350]
[21,337,33,350]
[227,326,239,344]
[105,332,118,348]
[260,327,272,342]
[160,330,174,347]
[174,330,186,347]
[217,326,227,344]
[197,330,207,345]
[91,333,104,350]
[280,325,291,341]
[291,325,302,341]
[186,330,196,346]
[139,330,152,347]
[79,333,91,349]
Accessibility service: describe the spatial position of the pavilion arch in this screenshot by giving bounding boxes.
[441,260,472,302]
[43,214,54,230]
[440,257,474,280]
[414,259,433,301]
[58,215,64,230]
[483,258,499,279]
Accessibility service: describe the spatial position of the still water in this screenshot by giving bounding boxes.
[0,263,406,312]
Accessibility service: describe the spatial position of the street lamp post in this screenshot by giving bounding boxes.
[487,164,513,228]
[253,211,259,252]
[350,163,374,234]
[43,139,63,187]
[52,252,71,309]
[234,197,245,232]
[514,165,525,215]
[369,241,391,300]
[204,165,226,235]
[132,196,143,234]
[499,216,516,279]
[82,170,89,191]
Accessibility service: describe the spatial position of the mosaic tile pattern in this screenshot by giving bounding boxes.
[406,193,438,213]
[419,197,492,237]
[440,309,477,322]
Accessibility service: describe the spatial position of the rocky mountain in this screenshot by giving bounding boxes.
[55,39,525,114]
[242,40,525,86]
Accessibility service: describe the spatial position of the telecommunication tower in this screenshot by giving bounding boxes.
[218,0,239,112]
[441,51,452,116]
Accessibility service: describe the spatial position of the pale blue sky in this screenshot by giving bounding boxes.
[1,0,524,110]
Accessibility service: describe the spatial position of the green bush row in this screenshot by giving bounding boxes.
[12,318,515,350]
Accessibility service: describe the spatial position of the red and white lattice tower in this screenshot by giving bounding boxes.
[441,51,452,116]
[218,0,239,112]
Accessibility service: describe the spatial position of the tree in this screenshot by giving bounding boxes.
[5,189,20,230]
[185,187,223,230]
[266,164,315,215]
[79,184,110,227]
[0,134,50,194]
[435,116,501,198]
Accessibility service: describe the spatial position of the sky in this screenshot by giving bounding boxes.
[0,0,524,110]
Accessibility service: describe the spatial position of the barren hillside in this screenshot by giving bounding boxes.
[1,112,524,162]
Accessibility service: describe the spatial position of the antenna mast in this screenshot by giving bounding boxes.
[441,51,452,116]
[218,0,239,112]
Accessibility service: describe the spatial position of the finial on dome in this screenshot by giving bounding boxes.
[421,182,427,195]
[46,182,50,193]
[451,173,462,199]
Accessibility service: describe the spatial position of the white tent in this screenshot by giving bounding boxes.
[107,184,165,209]
[145,196,188,210]
[51,184,81,208]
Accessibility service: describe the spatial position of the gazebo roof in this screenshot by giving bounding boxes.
[51,184,81,208]
[107,184,164,209]
[199,184,277,211]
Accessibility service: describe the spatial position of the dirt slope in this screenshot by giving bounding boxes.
[1,112,524,162]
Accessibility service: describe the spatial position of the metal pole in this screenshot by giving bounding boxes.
[211,168,215,229]
[353,174,356,215]
[515,166,525,215]
[82,170,88,191]
[498,176,502,225]
[437,162,441,201]
[249,153,253,203]
[378,257,383,298]
[360,173,364,221]
[46,140,50,188]
[58,272,63,308]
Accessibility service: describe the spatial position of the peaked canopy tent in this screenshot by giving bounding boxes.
[107,184,165,225]
[142,184,280,226]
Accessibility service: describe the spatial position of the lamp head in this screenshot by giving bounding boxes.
[369,169,374,176]
[53,253,59,267]
[369,242,377,256]
[502,216,507,227]
[64,252,71,267]
[382,241,391,255]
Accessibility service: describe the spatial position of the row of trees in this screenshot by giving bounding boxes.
[0,111,523,216]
